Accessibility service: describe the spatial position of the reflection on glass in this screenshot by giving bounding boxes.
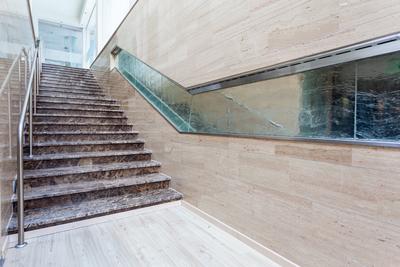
[356,52,400,140]
[117,49,400,144]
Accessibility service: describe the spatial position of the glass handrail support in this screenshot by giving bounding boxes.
[117,49,400,147]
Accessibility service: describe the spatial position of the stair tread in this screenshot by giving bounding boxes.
[33,122,130,126]
[26,130,139,135]
[15,173,170,201]
[24,160,161,179]
[8,188,182,233]
[28,139,144,147]
[37,100,119,107]
[24,149,152,161]
[38,95,117,103]
[37,106,124,112]
[33,114,126,119]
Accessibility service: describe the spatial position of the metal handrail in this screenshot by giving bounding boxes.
[16,45,41,248]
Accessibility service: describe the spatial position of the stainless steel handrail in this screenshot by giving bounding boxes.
[16,45,40,248]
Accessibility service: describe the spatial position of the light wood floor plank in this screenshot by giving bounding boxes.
[5,205,279,267]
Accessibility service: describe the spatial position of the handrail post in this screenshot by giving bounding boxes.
[16,116,27,248]
[7,83,12,158]
[29,88,33,157]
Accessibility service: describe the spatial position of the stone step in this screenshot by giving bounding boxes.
[24,149,152,170]
[39,87,104,99]
[40,79,99,87]
[41,69,92,77]
[24,139,144,154]
[25,131,139,143]
[32,114,127,124]
[32,122,133,132]
[37,100,121,111]
[41,76,98,83]
[37,106,124,116]
[41,73,96,80]
[16,173,170,203]
[23,160,162,189]
[8,188,182,233]
[42,64,91,73]
[40,80,100,89]
[40,83,102,91]
[39,86,105,95]
[37,95,117,105]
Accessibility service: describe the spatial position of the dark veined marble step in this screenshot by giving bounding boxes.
[41,69,92,77]
[39,87,106,99]
[42,64,91,73]
[32,122,133,132]
[38,95,117,105]
[40,82,100,90]
[37,106,125,116]
[23,160,162,188]
[40,76,98,84]
[24,139,144,154]
[18,173,170,201]
[26,131,139,142]
[39,86,105,95]
[7,188,182,233]
[24,149,152,170]
[33,114,127,124]
[41,74,97,81]
[37,100,121,111]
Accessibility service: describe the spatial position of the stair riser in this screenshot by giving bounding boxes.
[37,102,120,111]
[24,153,152,170]
[32,124,133,132]
[33,116,127,124]
[38,96,116,105]
[37,108,123,116]
[25,142,144,154]
[25,165,161,188]
[40,84,102,91]
[27,133,138,142]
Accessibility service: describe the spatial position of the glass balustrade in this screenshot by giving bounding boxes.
[117,49,400,145]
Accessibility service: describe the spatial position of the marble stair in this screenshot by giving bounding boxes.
[8,63,182,233]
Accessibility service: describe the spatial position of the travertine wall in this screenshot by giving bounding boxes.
[114,0,400,87]
[94,70,400,267]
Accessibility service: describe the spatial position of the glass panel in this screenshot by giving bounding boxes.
[116,48,400,145]
[85,5,97,67]
[39,20,83,67]
[356,52,400,140]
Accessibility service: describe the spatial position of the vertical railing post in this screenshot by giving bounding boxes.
[16,116,27,248]
[29,88,33,157]
[7,83,12,158]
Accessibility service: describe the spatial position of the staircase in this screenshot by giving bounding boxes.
[8,63,182,233]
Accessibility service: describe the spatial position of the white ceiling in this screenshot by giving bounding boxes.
[31,0,87,27]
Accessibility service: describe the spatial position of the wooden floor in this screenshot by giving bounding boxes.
[5,202,279,267]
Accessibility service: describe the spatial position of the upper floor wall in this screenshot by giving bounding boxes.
[112,0,400,87]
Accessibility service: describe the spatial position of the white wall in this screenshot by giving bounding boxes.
[96,0,136,53]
